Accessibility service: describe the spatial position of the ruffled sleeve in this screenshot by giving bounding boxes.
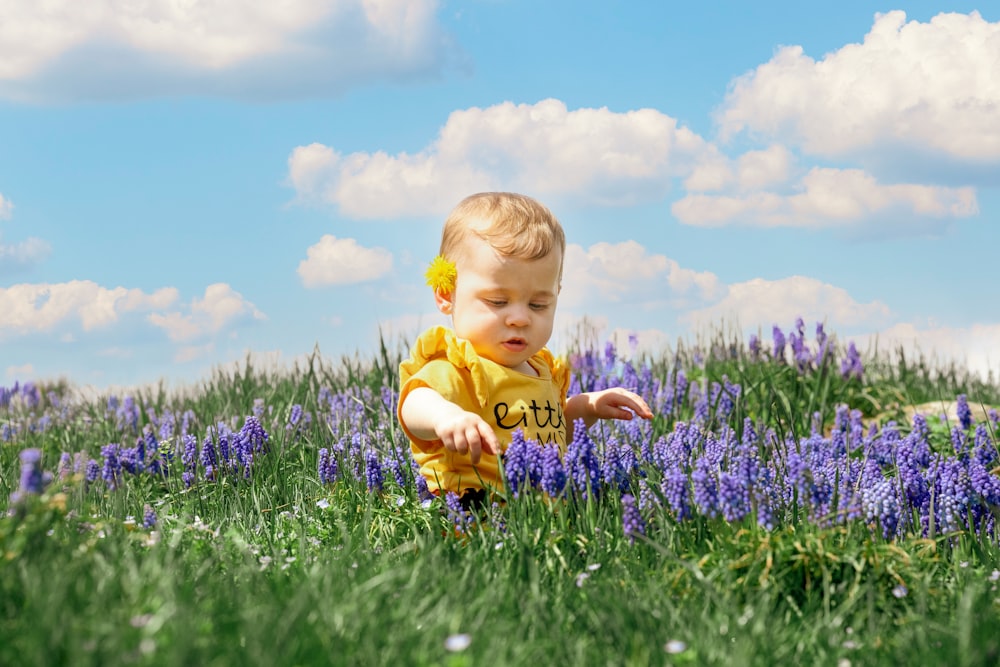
[535,347,571,406]
[399,326,492,408]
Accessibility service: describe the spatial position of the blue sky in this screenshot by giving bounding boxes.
[1,0,997,390]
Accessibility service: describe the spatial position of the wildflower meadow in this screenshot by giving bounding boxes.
[2,319,1000,666]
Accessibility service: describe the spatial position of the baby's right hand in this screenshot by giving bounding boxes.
[435,411,498,465]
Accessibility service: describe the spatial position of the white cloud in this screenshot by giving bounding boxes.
[560,241,722,310]
[148,283,265,343]
[683,144,793,193]
[717,11,1000,161]
[0,0,453,102]
[0,236,51,272]
[287,99,713,218]
[297,235,393,287]
[5,363,33,379]
[681,275,893,333]
[0,193,11,218]
[0,281,178,335]
[672,167,977,229]
[856,321,1000,381]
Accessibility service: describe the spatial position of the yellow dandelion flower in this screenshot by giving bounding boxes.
[425,255,457,293]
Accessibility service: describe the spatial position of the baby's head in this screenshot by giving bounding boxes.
[440,192,565,282]
[434,192,566,372]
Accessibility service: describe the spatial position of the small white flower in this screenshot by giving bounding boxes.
[960,561,969,568]
[892,585,908,599]
[444,634,471,652]
[575,572,590,588]
[989,570,1000,582]
[586,563,602,571]
[664,640,687,654]
[316,498,330,509]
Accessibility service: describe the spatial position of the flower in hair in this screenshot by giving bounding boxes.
[425,255,457,293]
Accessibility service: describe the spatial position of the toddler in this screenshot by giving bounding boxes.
[397,192,652,502]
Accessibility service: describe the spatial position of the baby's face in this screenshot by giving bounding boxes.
[445,236,561,374]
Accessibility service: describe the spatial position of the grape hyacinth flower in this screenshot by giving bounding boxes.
[445,492,469,533]
[539,443,567,498]
[200,435,218,481]
[772,325,786,363]
[101,444,122,490]
[364,449,384,493]
[691,455,719,518]
[85,459,99,485]
[9,448,49,507]
[565,420,601,501]
[840,342,863,381]
[621,493,645,544]
[317,448,339,485]
[661,464,691,520]
[956,394,972,431]
[502,429,532,498]
[143,504,158,530]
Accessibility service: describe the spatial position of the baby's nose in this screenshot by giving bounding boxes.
[506,307,530,327]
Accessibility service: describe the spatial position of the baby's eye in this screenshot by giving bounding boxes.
[529,303,550,311]
[485,299,507,307]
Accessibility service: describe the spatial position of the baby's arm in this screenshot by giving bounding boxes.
[564,388,653,438]
[399,387,498,465]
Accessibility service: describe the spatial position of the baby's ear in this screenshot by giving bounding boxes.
[434,289,454,315]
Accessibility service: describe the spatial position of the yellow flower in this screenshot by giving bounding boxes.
[425,255,457,293]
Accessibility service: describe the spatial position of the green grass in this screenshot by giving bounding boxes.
[2,326,999,666]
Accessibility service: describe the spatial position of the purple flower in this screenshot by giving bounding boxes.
[240,416,269,453]
[861,475,900,539]
[621,493,645,544]
[85,459,99,484]
[539,443,567,497]
[565,420,601,501]
[101,444,122,490]
[814,322,830,366]
[691,455,718,518]
[181,434,198,471]
[200,435,218,480]
[158,410,175,441]
[117,396,140,432]
[956,394,972,430]
[364,450,384,493]
[502,429,531,498]
[840,341,864,381]
[385,453,407,489]
[748,334,761,360]
[143,504,157,530]
[718,472,749,522]
[772,325,786,363]
[17,448,45,495]
[660,465,691,520]
[445,492,469,532]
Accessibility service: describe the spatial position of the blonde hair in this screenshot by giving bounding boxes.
[440,192,565,276]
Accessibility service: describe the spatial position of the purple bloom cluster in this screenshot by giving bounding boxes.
[8,448,54,509]
[621,493,645,544]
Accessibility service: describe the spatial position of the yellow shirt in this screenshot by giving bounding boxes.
[397,326,571,495]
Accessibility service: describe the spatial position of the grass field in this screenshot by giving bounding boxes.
[2,319,1000,666]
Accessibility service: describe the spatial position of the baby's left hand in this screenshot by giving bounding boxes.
[587,387,653,422]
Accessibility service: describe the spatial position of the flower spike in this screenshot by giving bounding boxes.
[425,255,457,293]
